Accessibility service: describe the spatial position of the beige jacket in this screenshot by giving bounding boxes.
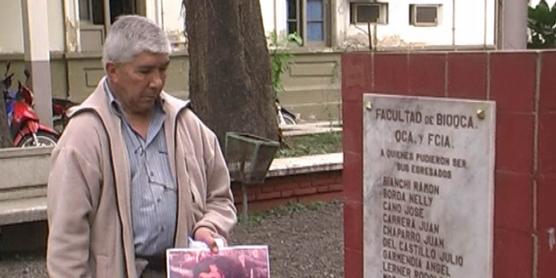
[47,80,237,277]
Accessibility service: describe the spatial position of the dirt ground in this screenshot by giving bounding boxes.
[230,201,344,277]
[0,201,344,278]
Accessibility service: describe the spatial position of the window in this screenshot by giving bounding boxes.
[350,2,388,24]
[79,0,136,25]
[78,0,92,21]
[409,4,441,26]
[287,0,330,46]
[287,0,302,35]
[78,0,141,51]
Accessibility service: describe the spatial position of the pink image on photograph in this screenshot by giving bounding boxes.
[167,245,270,278]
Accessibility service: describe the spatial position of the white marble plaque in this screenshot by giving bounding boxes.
[363,94,495,278]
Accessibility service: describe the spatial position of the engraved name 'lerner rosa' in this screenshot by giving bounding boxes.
[382,260,411,277]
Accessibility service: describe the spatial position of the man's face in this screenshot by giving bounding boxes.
[106,52,170,116]
[198,264,223,278]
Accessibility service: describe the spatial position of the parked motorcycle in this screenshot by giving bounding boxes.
[2,63,59,147]
[52,97,78,133]
[21,68,77,134]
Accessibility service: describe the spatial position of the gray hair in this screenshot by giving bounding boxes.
[102,15,171,68]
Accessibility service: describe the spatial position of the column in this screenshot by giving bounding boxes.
[498,0,528,49]
[21,0,53,127]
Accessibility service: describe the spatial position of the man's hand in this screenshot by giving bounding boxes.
[194,227,226,253]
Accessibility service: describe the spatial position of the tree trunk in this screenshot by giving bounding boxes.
[0,93,13,148]
[183,0,279,146]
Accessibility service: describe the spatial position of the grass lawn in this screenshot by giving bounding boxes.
[276,131,342,158]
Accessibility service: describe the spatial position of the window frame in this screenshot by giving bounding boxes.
[78,0,93,22]
[409,4,442,27]
[350,2,389,25]
[76,0,144,52]
[77,0,142,30]
[287,0,303,38]
[287,0,331,47]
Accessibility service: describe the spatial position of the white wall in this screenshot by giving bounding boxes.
[0,0,506,54]
[161,0,186,42]
[48,0,65,52]
[454,0,495,46]
[260,0,495,49]
[337,0,495,49]
[0,0,64,54]
[0,1,23,53]
[161,0,293,45]
[161,0,288,43]
[261,0,288,39]
[261,0,276,34]
[145,0,158,24]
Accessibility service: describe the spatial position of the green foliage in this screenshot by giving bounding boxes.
[268,31,302,96]
[528,0,556,48]
[276,132,342,158]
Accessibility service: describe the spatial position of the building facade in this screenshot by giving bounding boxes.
[0,0,531,122]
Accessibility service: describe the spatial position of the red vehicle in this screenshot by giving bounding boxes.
[2,63,58,147]
[52,97,78,133]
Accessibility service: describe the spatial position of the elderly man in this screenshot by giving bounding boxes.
[47,15,236,277]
